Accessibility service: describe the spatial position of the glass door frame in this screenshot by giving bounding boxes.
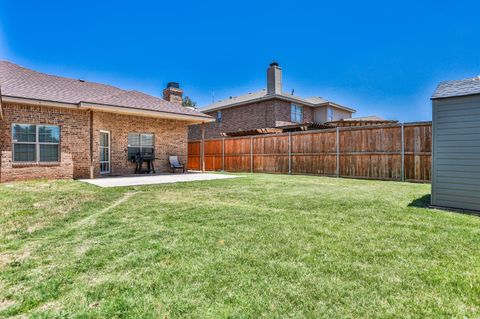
[99,130,111,174]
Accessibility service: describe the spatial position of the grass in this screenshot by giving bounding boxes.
[0,173,479,318]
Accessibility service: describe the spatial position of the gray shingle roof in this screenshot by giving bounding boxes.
[341,116,386,121]
[203,90,268,111]
[303,96,329,104]
[0,61,211,119]
[201,89,355,113]
[432,77,480,99]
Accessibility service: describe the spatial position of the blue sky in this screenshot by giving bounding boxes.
[0,0,478,121]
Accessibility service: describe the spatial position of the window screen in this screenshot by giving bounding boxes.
[291,104,304,123]
[12,124,60,162]
[327,108,334,122]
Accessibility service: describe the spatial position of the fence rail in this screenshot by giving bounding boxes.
[188,122,432,182]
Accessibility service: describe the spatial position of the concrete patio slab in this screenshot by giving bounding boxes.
[79,173,239,188]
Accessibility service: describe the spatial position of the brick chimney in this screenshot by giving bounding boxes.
[267,62,282,95]
[163,82,183,104]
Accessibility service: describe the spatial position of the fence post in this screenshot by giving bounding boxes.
[336,127,340,177]
[201,124,205,172]
[288,132,292,174]
[401,123,405,182]
[222,137,225,171]
[250,136,254,173]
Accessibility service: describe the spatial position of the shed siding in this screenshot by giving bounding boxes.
[432,95,480,211]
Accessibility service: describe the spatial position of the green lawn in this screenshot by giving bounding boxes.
[0,174,479,318]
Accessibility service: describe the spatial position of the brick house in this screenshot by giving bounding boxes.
[189,62,356,140]
[0,61,212,182]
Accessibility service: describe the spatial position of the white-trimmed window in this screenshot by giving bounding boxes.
[291,104,303,123]
[216,111,222,123]
[127,133,154,160]
[327,107,335,122]
[12,124,60,162]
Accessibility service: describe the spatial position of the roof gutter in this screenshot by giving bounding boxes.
[79,102,214,123]
[1,95,213,124]
[430,92,480,100]
[2,96,79,109]
[201,94,356,113]
[324,102,357,113]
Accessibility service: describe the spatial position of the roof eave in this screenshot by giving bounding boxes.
[431,92,480,100]
[323,102,356,113]
[2,95,79,109]
[1,95,213,123]
[80,102,214,123]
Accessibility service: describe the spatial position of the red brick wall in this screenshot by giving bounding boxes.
[273,100,314,126]
[163,87,183,105]
[92,111,189,176]
[0,103,190,182]
[188,98,314,140]
[0,103,90,182]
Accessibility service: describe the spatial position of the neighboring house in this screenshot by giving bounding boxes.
[0,61,212,182]
[189,62,356,139]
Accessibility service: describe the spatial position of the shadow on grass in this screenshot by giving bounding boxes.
[409,195,480,217]
[408,194,431,208]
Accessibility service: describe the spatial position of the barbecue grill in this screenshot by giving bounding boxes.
[132,151,156,174]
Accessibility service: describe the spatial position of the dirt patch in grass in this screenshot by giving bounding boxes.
[0,299,15,312]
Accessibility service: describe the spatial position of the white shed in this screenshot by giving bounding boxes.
[431,78,480,212]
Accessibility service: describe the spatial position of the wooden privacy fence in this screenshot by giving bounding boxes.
[188,122,432,182]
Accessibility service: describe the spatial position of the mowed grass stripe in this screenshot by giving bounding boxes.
[0,174,479,318]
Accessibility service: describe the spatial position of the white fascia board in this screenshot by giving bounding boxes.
[80,102,214,123]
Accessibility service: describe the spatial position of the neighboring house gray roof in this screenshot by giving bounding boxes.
[0,61,211,120]
[205,90,267,110]
[201,89,355,113]
[341,116,386,121]
[432,77,480,99]
[326,115,398,127]
[303,96,330,104]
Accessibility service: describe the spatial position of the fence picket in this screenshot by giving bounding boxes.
[188,122,432,182]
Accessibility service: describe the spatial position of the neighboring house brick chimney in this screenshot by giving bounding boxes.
[163,82,183,104]
[267,62,282,95]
